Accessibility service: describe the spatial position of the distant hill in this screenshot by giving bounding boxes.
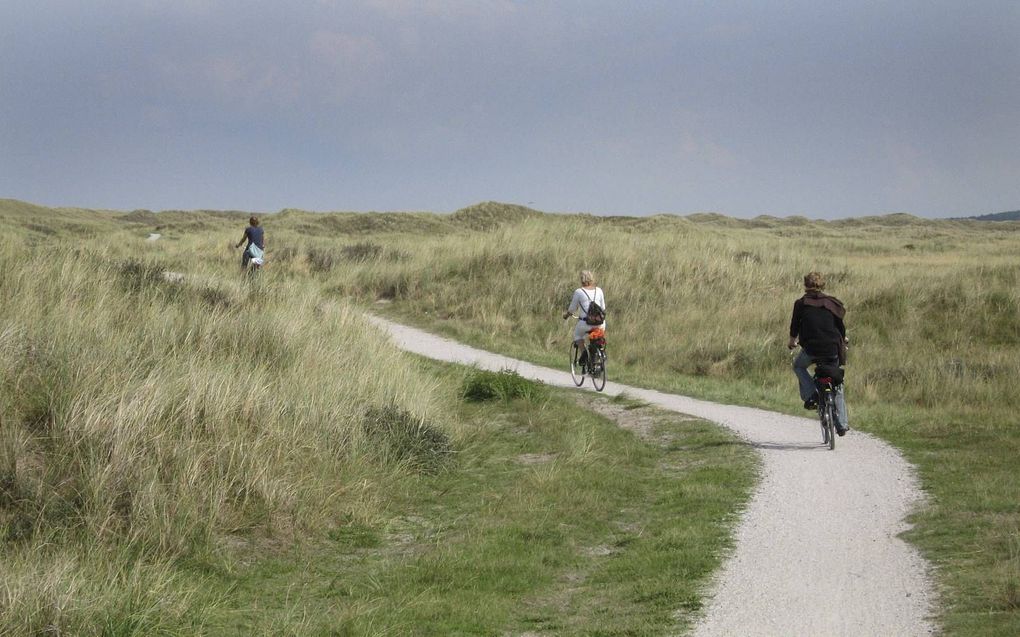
[966,210,1020,222]
[7,196,1019,233]
[448,201,543,230]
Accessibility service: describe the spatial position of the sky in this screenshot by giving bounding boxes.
[1,1,1018,219]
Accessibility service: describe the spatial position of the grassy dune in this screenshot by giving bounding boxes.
[0,240,445,632]
[0,200,756,635]
[300,204,1020,636]
[4,196,1019,634]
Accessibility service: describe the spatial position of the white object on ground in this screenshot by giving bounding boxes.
[147,233,161,241]
[368,315,937,636]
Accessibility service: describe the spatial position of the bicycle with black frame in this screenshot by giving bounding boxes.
[812,361,845,450]
[567,316,607,392]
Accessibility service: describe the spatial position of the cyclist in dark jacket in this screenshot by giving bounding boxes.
[787,271,849,435]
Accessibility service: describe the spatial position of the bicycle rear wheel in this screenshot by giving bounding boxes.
[591,349,607,392]
[570,342,584,386]
[824,400,836,450]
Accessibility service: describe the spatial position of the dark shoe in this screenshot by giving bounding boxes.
[804,398,818,410]
[836,425,848,437]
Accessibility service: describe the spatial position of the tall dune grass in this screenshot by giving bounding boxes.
[4,198,1019,633]
[317,214,1020,420]
[0,239,449,633]
[300,207,1020,634]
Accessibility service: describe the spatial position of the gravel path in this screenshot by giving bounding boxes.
[369,316,938,636]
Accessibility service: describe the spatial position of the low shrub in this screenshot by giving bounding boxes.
[307,247,339,273]
[196,285,233,310]
[116,259,180,298]
[362,405,452,474]
[26,223,58,236]
[340,242,383,262]
[460,369,549,403]
[307,243,384,272]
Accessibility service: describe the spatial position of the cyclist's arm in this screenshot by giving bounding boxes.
[567,291,583,320]
[788,299,803,349]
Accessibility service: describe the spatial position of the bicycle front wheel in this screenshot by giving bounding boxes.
[591,349,607,392]
[570,342,584,386]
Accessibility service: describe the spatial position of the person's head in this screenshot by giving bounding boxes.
[580,270,596,287]
[249,215,260,227]
[804,271,825,292]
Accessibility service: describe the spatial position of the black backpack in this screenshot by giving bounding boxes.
[583,289,606,325]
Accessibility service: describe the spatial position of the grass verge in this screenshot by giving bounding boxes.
[201,361,757,635]
[373,304,1020,636]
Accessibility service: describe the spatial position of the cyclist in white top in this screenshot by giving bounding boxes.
[562,270,606,346]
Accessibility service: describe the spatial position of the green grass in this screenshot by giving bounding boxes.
[0,200,757,635]
[201,362,756,635]
[7,196,1020,634]
[294,204,1020,636]
[0,239,439,633]
[460,368,551,403]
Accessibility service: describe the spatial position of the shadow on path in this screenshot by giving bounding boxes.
[750,440,827,451]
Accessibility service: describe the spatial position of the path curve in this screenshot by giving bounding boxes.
[369,316,937,636]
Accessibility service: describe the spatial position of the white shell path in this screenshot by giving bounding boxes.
[369,316,937,636]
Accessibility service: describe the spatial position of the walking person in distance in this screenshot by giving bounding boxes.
[235,215,265,272]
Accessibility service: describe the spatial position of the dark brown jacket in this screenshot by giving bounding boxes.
[790,291,847,360]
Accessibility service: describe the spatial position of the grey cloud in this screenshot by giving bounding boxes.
[0,1,1017,216]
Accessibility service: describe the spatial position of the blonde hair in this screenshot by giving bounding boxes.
[804,271,825,291]
[580,270,596,286]
[249,215,260,227]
